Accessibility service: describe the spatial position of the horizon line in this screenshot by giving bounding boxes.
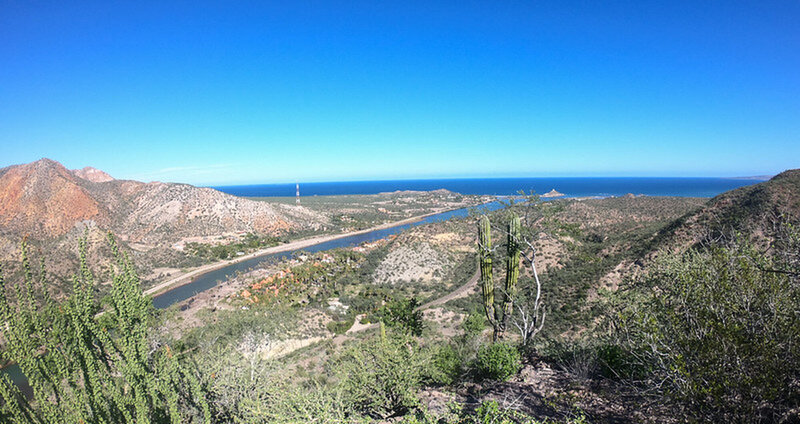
[205,174,774,188]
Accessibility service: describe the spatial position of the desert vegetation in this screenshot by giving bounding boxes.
[2,173,800,422]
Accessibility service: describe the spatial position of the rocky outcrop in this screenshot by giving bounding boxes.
[72,166,114,183]
[541,189,565,198]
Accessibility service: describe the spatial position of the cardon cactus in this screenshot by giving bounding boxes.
[500,214,520,336]
[479,216,496,331]
[478,213,521,341]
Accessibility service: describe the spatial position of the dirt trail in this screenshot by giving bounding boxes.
[417,270,479,310]
[323,269,480,351]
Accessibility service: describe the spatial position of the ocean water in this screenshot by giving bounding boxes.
[214,177,763,198]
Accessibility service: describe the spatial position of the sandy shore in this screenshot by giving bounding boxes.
[144,206,469,298]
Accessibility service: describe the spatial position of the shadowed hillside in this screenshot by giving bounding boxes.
[653,169,800,252]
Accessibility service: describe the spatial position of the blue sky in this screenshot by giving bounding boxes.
[1,1,798,185]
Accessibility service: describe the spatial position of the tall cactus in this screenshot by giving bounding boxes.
[478,213,521,342]
[500,214,521,338]
[478,216,497,333]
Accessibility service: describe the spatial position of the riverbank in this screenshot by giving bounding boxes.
[143,205,474,298]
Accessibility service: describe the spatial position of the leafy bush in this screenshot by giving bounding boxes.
[379,296,424,336]
[333,331,424,418]
[473,400,529,424]
[422,344,463,386]
[461,310,487,337]
[326,318,353,334]
[614,234,800,421]
[475,343,522,381]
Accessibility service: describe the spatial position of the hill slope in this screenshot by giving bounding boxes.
[72,166,115,183]
[580,170,800,308]
[662,169,800,249]
[0,158,109,237]
[0,159,328,286]
[0,158,327,243]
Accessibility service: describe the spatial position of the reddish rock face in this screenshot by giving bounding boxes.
[0,159,108,237]
[0,158,328,245]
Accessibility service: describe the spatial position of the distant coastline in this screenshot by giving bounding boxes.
[212,177,762,199]
[729,175,774,181]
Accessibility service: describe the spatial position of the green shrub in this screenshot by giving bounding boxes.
[423,344,463,386]
[254,382,363,424]
[614,234,800,421]
[475,343,522,381]
[333,331,423,418]
[473,400,523,424]
[326,318,353,335]
[397,399,562,424]
[379,296,424,336]
[461,310,487,338]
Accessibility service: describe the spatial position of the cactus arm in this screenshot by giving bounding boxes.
[478,216,497,335]
[500,213,521,338]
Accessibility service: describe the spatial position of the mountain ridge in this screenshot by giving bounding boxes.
[0,158,328,244]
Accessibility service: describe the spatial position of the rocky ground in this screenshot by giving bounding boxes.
[420,358,676,424]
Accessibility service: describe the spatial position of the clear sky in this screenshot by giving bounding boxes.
[1,1,799,185]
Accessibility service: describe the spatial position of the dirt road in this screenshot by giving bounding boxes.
[327,268,480,347]
[417,269,479,311]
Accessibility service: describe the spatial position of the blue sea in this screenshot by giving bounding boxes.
[213,177,765,198]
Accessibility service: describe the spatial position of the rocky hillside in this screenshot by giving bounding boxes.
[656,169,800,251]
[72,166,115,183]
[0,159,328,285]
[0,159,327,244]
[0,158,110,237]
[97,180,326,245]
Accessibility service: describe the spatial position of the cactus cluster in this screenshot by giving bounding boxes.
[478,214,521,341]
